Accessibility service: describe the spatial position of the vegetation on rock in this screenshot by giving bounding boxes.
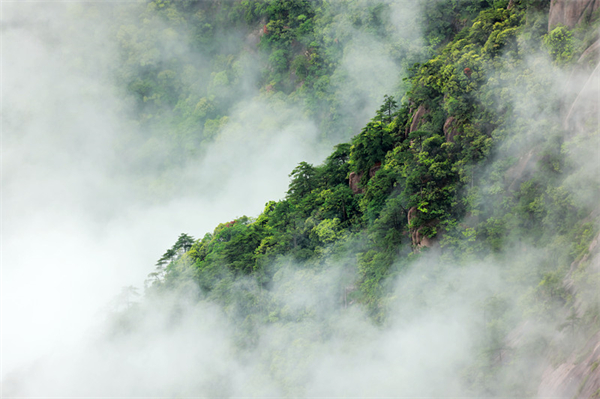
[110,0,600,395]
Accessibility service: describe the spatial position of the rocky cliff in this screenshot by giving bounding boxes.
[537,233,600,398]
[549,0,600,30]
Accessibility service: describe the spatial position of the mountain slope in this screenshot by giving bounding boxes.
[143,1,600,395]
[5,0,599,396]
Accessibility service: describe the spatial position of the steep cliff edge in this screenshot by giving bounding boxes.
[549,0,600,29]
[537,232,600,398]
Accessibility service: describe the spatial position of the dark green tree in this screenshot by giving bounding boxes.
[350,121,394,173]
[287,161,317,199]
[376,95,399,124]
[175,233,195,253]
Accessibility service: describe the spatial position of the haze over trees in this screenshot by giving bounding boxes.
[3,0,600,397]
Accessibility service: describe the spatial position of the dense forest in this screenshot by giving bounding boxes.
[5,0,600,397]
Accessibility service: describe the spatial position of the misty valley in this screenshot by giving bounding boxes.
[3,0,600,397]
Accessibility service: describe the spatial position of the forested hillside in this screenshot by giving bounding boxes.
[101,0,513,193]
[140,0,600,395]
[6,0,600,397]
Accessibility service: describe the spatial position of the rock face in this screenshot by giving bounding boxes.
[578,38,600,64]
[349,162,382,194]
[536,233,600,397]
[406,105,429,137]
[537,330,600,398]
[563,57,600,132]
[538,338,600,397]
[505,149,536,191]
[349,171,363,194]
[369,161,382,178]
[443,116,459,142]
[548,0,600,30]
[565,233,600,319]
[407,206,436,249]
[245,21,266,51]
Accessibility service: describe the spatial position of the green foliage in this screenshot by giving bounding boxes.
[133,3,600,394]
[349,120,394,173]
[375,94,399,124]
[419,0,496,50]
[543,25,574,65]
[287,161,317,200]
[146,0,595,313]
